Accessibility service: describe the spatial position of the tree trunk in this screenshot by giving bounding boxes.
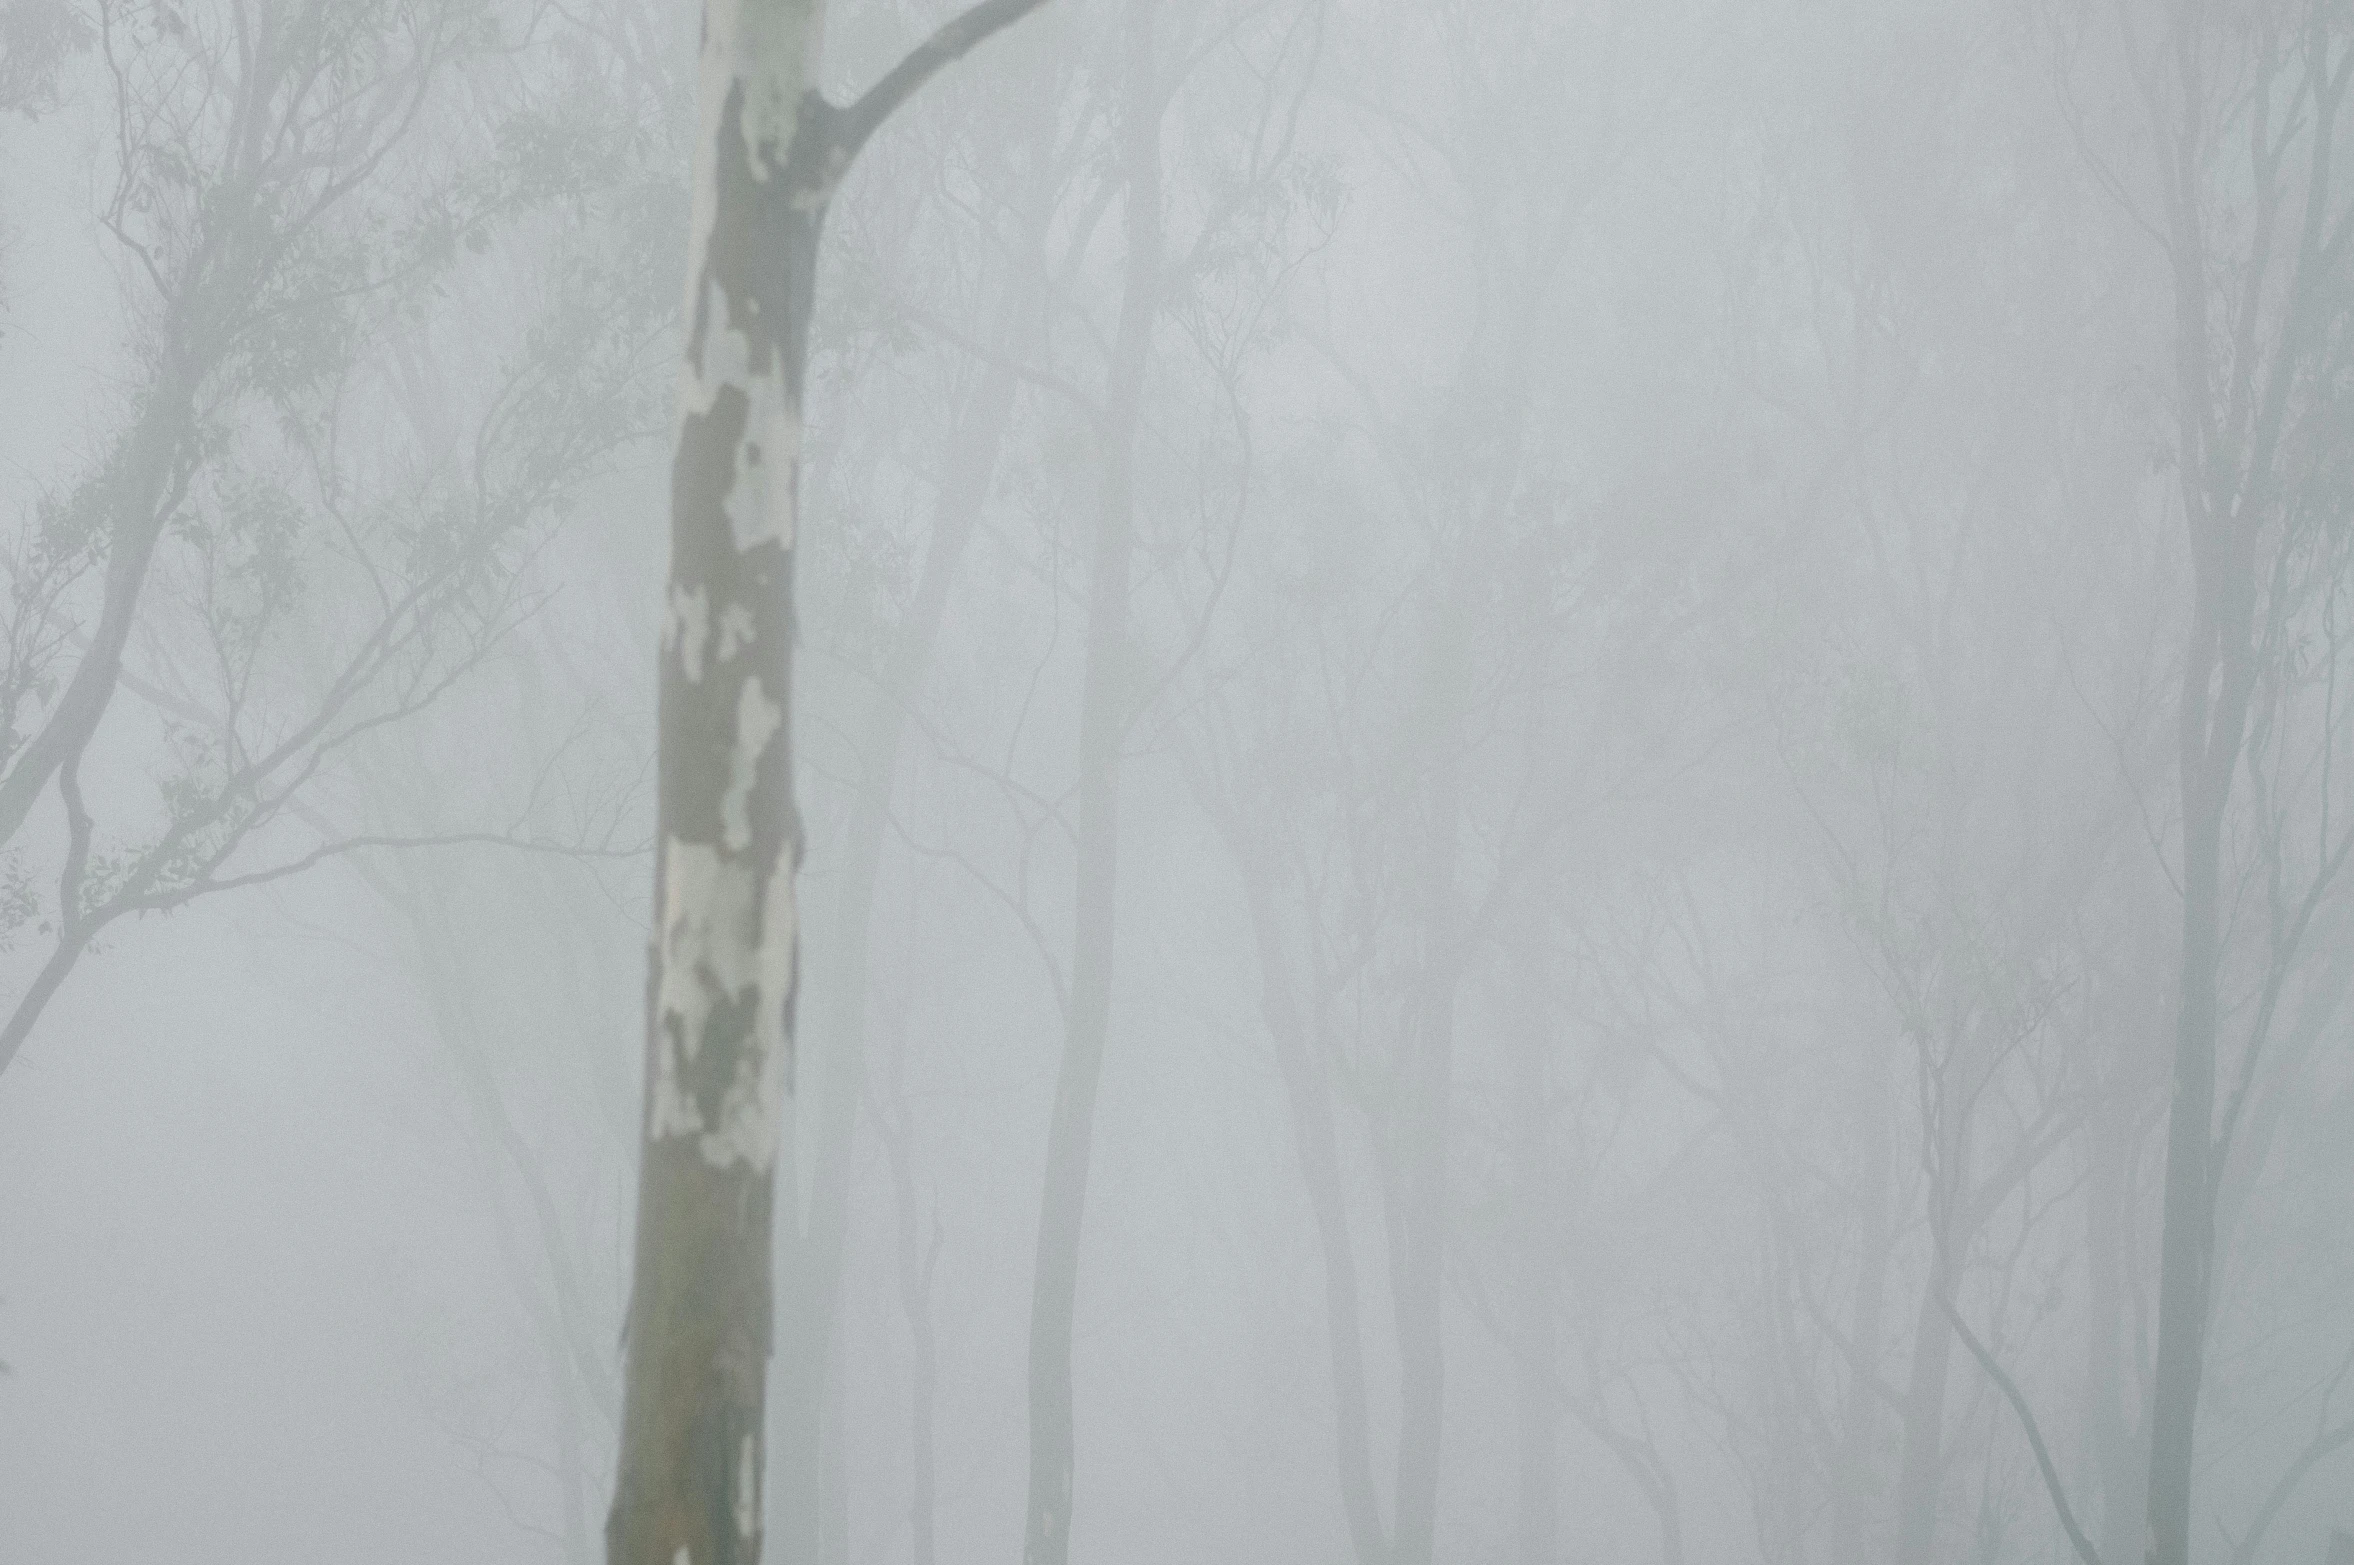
[608,6,826,1558]
[608,0,1051,1557]
[2084,1107,2147,1565]
[2145,332,2259,1565]
[1241,869,1393,1565]
[2144,645,2231,1565]
[2140,11,2274,1545]
[1020,5,1158,1562]
[1390,601,1467,1565]
[1892,1261,1955,1565]
[1513,950,1558,1565]
[1832,1056,1893,1565]
[879,1039,943,1565]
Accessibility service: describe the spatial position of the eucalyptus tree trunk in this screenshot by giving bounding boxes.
[607,2,1051,1561]
[1890,1264,1955,1565]
[2129,12,2354,1559]
[1018,6,1159,1563]
[2142,52,2264,1565]
[1893,1075,1973,1565]
[1391,941,1460,1565]
[1510,949,1558,1565]
[2083,1108,2147,1565]
[1239,867,1393,1565]
[2144,545,2250,1565]
[1830,1058,1893,1565]
[1391,589,1469,1565]
[877,1043,945,1565]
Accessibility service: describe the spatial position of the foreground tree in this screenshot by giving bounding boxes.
[605,1,1054,1562]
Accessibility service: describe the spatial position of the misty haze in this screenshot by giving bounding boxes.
[2,1,2352,1563]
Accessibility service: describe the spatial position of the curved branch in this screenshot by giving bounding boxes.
[833,0,1059,168]
[1937,1290,2102,1565]
[2228,1420,2354,1565]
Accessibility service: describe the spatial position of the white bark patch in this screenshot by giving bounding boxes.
[678,276,749,422]
[674,273,802,556]
[648,1033,705,1141]
[648,844,747,1142]
[723,677,782,853]
[723,378,801,552]
[698,854,796,1169]
[651,835,797,1171]
[732,0,820,168]
[666,584,711,683]
[678,0,816,313]
[676,0,816,408]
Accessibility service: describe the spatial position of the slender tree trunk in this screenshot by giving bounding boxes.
[1391,604,1466,1565]
[2140,10,2269,1542]
[879,1040,944,1565]
[1512,949,1558,1565]
[1241,872,1392,1565]
[2145,250,2260,1564]
[1021,7,1157,1562]
[2085,1107,2147,1565]
[1892,1257,1955,1565]
[2145,611,2235,1565]
[608,0,1051,1557]
[1832,1056,1893,1565]
[2209,939,2354,1304]
[904,1230,941,1565]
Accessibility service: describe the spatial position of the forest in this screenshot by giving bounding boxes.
[2,0,2353,1561]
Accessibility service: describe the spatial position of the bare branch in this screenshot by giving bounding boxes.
[1937,1289,2102,1565]
[833,0,1059,169]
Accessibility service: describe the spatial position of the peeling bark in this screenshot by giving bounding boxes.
[608,1,1053,1560]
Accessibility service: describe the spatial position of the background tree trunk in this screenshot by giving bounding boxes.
[1022,7,1159,1560]
[1513,947,1560,1565]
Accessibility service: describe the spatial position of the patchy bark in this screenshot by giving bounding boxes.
[608,1,1053,1561]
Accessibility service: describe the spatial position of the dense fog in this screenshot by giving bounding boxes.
[4,0,2354,1561]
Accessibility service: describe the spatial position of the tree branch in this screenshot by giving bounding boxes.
[1937,1289,2102,1565]
[833,0,1058,167]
